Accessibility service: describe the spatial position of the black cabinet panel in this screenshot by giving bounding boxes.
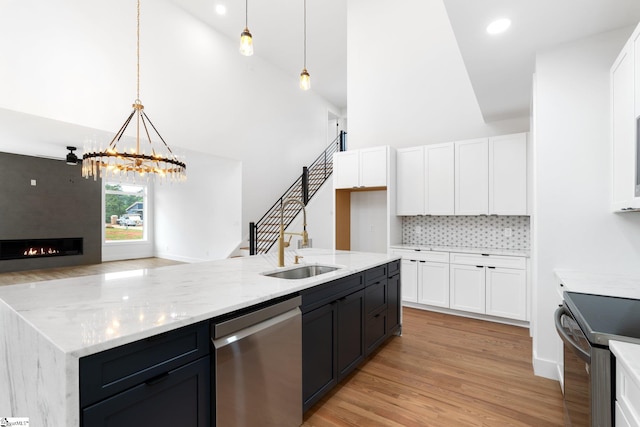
[301,272,363,313]
[387,273,401,336]
[82,356,210,427]
[365,311,387,355]
[80,322,209,408]
[364,264,387,286]
[302,302,337,412]
[365,280,387,315]
[337,290,364,381]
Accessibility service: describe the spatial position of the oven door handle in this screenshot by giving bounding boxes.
[554,306,591,363]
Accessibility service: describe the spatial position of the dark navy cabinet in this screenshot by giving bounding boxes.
[387,259,401,336]
[301,272,364,412]
[302,261,401,413]
[79,321,210,427]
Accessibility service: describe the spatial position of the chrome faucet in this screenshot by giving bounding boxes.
[278,198,309,267]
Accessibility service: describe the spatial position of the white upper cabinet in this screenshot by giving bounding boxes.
[455,138,489,215]
[611,23,640,212]
[334,146,388,189]
[489,133,528,215]
[396,147,425,215]
[426,143,455,215]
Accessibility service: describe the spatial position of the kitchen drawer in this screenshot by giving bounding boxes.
[617,358,640,426]
[394,249,449,263]
[365,311,387,355]
[365,264,388,286]
[450,252,525,269]
[80,321,209,408]
[388,259,400,277]
[365,280,387,315]
[301,272,364,313]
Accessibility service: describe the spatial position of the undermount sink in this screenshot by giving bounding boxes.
[261,264,340,280]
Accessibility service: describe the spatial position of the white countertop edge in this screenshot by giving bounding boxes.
[389,244,530,257]
[554,269,640,300]
[610,340,640,388]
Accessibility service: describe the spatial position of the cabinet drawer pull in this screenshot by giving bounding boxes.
[410,260,417,263]
[487,266,496,269]
[481,254,490,256]
[145,372,170,386]
[476,265,483,268]
[419,260,426,263]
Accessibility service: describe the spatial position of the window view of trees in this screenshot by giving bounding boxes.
[104,183,146,241]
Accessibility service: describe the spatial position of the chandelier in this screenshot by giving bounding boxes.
[82,0,186,182]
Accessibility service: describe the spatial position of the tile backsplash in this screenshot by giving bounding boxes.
[402,216,530,249]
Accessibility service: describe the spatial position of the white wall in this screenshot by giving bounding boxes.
[0,0,338,245]
[532,27,640,378]
[350,191,387,253]
[154,149,242,262]
[346,0,528,150]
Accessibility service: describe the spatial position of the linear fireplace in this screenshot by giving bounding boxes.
[0,238,83,261]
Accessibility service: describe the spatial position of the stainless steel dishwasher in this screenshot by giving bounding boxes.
[212,295,302,427]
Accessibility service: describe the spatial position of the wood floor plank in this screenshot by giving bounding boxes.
[303,308,564,427]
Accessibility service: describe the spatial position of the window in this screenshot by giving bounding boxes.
[104,183,147,242]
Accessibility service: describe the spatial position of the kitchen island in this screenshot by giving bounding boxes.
[0,249,399,426]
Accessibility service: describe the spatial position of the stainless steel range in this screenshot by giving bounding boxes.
[555,291,640,427]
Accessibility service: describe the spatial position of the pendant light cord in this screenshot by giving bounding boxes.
[303,0,307,68]
[137,0,141,101]
[245,0,248,28]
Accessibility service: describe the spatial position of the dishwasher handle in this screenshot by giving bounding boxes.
[213,295,301,338]
[213,307,300,350]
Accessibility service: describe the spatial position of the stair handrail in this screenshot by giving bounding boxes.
[249,131,346,255]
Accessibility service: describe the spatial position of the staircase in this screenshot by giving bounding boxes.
[249,131,346,255]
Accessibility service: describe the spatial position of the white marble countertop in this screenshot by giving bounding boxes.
[0,248,399,425]
[0,248,397,358]
[610,340,640,396]
[554,269,640,299]
[390,244,530,258]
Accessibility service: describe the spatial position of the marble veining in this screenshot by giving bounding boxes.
[0,248,397,426]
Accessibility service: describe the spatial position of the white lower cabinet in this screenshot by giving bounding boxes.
[449,264,485,313]
[418,261,450,308]
[394,249,528,322]
[401,258,419,302]
[614,345,640,427]
[396,250,449,305]
[486,267,527,321]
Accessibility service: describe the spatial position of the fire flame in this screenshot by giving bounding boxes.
[23,247,60,256]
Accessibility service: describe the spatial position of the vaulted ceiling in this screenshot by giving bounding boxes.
[170,0,640,121]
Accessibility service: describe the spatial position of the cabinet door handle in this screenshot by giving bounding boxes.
[410,260,417,263]
[146,372,170,386]
[488,266,496,269]
[481,254,490,256]
[419,260,426,263]
[374,313,381,318]
[476,265,484,268]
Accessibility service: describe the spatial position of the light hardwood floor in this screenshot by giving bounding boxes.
[0,258,183,286]
[0,260,564,426]
[303,308,564,427]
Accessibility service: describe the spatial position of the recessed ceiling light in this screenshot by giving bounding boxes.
[215,4,227,15]
[486,18,511,35]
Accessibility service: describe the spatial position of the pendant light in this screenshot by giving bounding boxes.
[239,0,254,56]
[81,0,186,183]
[299,0,310,90]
